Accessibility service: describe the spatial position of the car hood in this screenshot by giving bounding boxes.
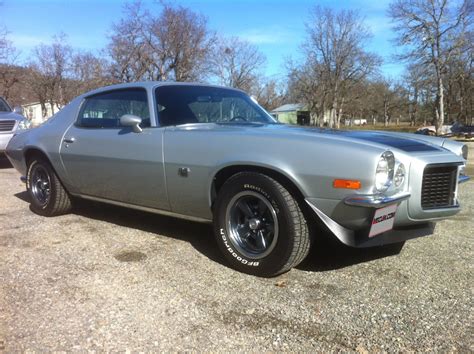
[322,129,443,152]
[0,111,24,121]
[174,122,462,155]
[244,124,446,153]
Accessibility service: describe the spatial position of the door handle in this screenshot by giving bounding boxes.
[63,137,75,143]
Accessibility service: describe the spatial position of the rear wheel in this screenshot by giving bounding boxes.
[26,158,72,216]
[213,172,311,277]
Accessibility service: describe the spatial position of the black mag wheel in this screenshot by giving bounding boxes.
[26,158,72,216]
[29,163,51,207]
[226,191,279,259]
[214,172,311,277]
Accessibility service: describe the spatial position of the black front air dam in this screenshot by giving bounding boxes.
[305,199,436,248]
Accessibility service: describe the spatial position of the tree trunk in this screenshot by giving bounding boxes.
[384,101,389,127]
[458,75,465,123]
[435,73,445,135]
[311,111,318,126]
[330,84,338,129]
[330,96,338,129]
[49,100,55,115]
[409,87,418,127]
[336,97,344,129]
[40,101,47,118]
[320,100,327,127]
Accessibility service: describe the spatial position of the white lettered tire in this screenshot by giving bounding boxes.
[213,172,311,277]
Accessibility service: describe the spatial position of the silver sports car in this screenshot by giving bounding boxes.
[5,82,470,277]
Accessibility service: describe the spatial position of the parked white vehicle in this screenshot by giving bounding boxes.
[344,118,367,126]
[416,124,453,136]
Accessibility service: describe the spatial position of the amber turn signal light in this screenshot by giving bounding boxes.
[333,179,361,189]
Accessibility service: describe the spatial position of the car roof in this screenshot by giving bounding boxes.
[81,81,246,98]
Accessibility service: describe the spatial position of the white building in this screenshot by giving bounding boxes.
[21,102,60,126]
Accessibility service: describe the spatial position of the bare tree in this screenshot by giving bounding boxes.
[27,66,50,117]
[253,78,287,111]
[108,1,153,82]
[403,63,431,126]
[210,37,266,92]
[71,51,114,96]
[389,0,473,134]
[301,7,381,128]
[375,79,397,126]
[444,29,474,124]
[148,2,213,81]
[0,26,21,101]
[108,0,214,82]
[28,34,73,116]
[287,59,328,126]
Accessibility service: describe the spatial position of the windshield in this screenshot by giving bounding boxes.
[155,85,276,126]
[0,98,12,112]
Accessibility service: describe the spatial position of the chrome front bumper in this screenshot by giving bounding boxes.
[344,192,411,208]
[0,132,14,152]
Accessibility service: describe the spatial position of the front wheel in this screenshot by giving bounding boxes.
[213,172,311,277]
[26,158,72,216]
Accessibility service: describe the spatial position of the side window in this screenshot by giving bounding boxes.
[78,88,150,128]
[0,97,11,112]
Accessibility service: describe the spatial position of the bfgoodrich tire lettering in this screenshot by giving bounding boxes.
[213,172,311,277]
[26,158,72,216]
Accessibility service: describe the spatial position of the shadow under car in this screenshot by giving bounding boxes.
[13,192,404,272]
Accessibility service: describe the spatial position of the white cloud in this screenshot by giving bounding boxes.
[9,33,106,52]
[365,15,393,33]
[237,27,296,45]
[8,34,50,48]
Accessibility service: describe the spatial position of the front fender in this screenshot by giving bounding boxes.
[208,159,306,206]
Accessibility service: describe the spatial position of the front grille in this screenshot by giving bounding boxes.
[421,164,457,209]
[0,120,16,132]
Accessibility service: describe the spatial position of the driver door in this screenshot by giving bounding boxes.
[59,88,169,211]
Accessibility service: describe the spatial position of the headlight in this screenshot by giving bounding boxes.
[394,163,406,188]
[375,151,395,192]
[17,119,31,130]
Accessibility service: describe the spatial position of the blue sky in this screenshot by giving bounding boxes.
[0,0,404,80]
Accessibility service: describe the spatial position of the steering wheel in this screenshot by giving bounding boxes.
[230,116,248,122]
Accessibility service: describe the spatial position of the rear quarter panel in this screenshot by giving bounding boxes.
[10,98,80,190]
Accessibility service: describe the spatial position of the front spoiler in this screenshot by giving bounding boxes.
[305,198,435,248]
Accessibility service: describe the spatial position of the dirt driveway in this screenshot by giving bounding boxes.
[0,155,473,351]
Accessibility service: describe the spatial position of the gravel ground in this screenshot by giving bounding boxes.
[0,146,473,352]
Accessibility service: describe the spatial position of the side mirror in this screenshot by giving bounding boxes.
[13,106,23,115]
[120,114,143,133]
